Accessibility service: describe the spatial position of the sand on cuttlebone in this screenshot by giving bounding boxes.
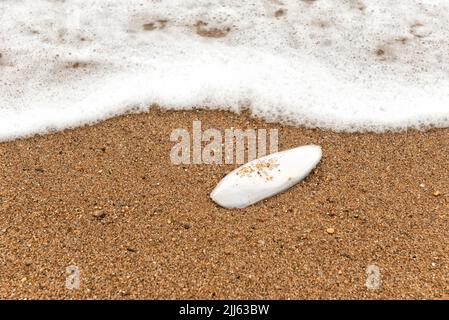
[0,108,448,299]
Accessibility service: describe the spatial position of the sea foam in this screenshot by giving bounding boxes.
[1,0,449,140]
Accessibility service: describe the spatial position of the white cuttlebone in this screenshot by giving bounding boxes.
[210,145,322,209]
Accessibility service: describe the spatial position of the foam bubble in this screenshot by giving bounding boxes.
[1,0,449,140]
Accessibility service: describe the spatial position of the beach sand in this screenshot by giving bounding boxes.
[0,108,448,299]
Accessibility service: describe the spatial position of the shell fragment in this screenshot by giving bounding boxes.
[210,145,322,209]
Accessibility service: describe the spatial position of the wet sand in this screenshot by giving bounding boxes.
[0,108,448,299]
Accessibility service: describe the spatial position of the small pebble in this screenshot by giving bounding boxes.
[433,191,441,197]
[326,227,335,234]
[92,210,106,219]
[182,223,191,229]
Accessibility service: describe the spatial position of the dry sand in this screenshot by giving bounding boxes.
[0,108,448,299]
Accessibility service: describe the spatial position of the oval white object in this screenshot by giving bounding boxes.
[210,145,322,209]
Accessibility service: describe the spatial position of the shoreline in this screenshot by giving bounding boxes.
[0,108,448,299]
